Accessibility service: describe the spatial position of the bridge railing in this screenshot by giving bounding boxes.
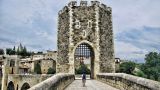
[97,73,160,90]
[28,73,75,90]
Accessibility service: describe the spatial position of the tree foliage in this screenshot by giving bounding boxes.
[75,64,91,74]
[47,68,56,74]
[119,61,136,74]
[140,52,160,81]
[133,68,146,78]
[0,49,4,55]
[34,63,42,74]
[5,44,31,57]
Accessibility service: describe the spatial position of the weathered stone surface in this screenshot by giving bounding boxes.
[29,73,75,90]
[57,6,70,73]
[99,6,115,72]
[7,74,53,90]
[97,73,160,90]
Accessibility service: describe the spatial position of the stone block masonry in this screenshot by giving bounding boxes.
[97,73,160,90]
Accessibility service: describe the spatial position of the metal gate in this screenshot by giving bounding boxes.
[74,43,94,79]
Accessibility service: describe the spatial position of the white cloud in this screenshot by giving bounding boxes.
[0,0,160,62]
[115,41,148,62]
[103,0,160,34]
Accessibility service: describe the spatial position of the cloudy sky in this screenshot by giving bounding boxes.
[0,0,160,62]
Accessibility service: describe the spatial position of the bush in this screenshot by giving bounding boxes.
[34,63,41,74]
[47,68,56,74]
[119,61,136,74]
[133,68,146,78]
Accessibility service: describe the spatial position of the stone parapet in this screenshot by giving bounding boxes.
[97,73,160,90]
[7,74,53,90]
[29,73,75,90]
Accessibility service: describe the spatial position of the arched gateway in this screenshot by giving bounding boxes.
[57,1,115,78]
[74,42,95,79]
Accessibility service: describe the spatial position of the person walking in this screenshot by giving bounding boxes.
[82,73,86,87]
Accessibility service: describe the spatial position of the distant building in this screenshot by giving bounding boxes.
[41,59,56,74]
[20,59,34,74]
[32,53,45,60]
[45,50,57,60]
[115,58,120,64]
[19,50,57,74]
[115,58,121,72]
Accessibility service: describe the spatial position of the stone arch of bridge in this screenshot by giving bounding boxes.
[21,82,30,90]
[7,81,15,90]
[73,40,95,79]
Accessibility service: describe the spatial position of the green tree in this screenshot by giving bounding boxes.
[23,46,27,53]
[75,64,91,74]
[16,44,31,57]
[9,50,16,55]
[23,46,27,56]
[119,61,136,74]
[140,52,160,81]
[34,63,42,74]
[17,46,20,55]
[0,49,4,55]
[133,68,146,78]
[13,46,16,51]
[12,46,16,55]
[6,48,12,55]
[47,68,56,74]
[19,43,23,52]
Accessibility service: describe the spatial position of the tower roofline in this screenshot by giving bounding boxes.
[58,1,111,15]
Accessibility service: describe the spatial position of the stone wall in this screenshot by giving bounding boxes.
[71,5,96,45]
[28,73,75,90]
[41,59,56,74]
[7,74,53,90]
[97,73,160,90]
[57,6,70,73]
[99,6,115,72]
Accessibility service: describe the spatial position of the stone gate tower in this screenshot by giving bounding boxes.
[57,1,115,78]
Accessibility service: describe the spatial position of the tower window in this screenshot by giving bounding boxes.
[88,20,92,28]
[75,19,81,29]
[82,30,87,38]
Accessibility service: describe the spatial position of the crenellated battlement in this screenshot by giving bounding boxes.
[80,1,88,6]
[58,6,69,15]
[58,1,111,15]
[68,1,77,7]
[67,1,105,7]
[91,1,100,6]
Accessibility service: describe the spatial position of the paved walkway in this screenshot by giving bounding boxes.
[65,80,119,90]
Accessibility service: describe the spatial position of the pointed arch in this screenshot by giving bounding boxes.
[7,81,15,90]
[73,40,95,79]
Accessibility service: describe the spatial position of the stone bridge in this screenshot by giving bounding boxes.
[7,74,53,90]
[27,73,160,90]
